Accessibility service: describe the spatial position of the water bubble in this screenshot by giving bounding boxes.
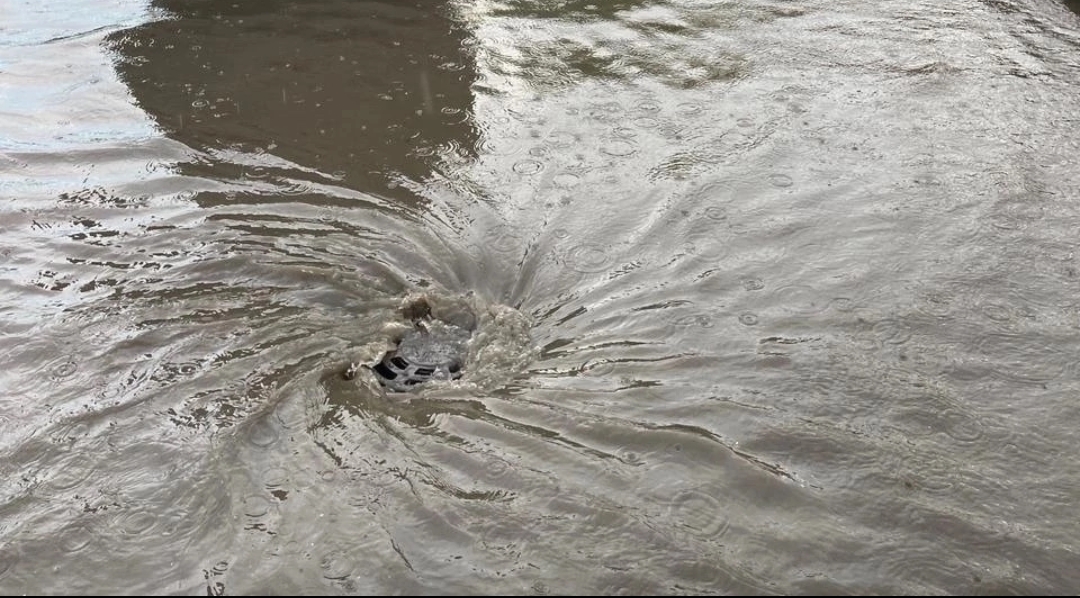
[243,166,269,180]
[635,100,661,113]
[584,359,615,377]
[830,297,855,312]
[768,173,794,188]
[513,160,544,175]
[632,116,660,128]
[675,102,703,115]
[615,446,644,466]
[51,359,78,380]
[209,561,228,576]
[980,303,1012,323]
[738,313,759,326]
[703,206,727,221]
[552,173,581,189]
[95,382,122,401]
[742,278,765,291]
[673,314,715,328]
[587,102,624,120]
[479,137,521,156]
[551,228,571,239]
[484,455,511,480]
[601,140,637,157]
[546,131,577,147]
[192,99,209,109]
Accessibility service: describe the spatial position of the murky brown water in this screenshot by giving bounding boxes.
[3,0,1080,594]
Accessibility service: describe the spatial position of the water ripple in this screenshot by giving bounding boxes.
[319,547,356,580]
[601,139,637,157]
[49,357,80,380]
[246,417,282,448]
[57,522,94,553]
[242,494,275,518]
[105,507,159,537]
[513,159,544,175]
[563,243,612,273]
[738,313,759,326]
[46,451,96,492]
[665,487,731,543]
[0,545,18,578]
[484,225,523,254]
[871,318,914,345]
[772,284,827,315]
[971,332,1074,384]
[875,543,975,594]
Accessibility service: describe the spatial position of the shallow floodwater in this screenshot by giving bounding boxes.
[3,0,1080,594]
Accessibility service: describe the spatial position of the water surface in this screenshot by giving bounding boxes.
[2,0,1080,594]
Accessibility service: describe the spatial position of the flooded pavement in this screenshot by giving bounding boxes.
[3,0,1080,593]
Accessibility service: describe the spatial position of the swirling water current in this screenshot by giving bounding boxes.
[2,0,1080,594]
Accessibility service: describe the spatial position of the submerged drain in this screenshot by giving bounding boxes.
[344,296,475,392]
[369,320,469,391]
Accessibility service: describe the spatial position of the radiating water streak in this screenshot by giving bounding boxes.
[417,165,708,313]
[856,490,1080,593]
[392,173,569,304]
[347,399,801,591]
[468,381,804,489]
[8,193,415,452]
[519,239,728,338]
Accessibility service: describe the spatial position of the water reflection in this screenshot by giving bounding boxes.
[467,0,753,90]
[106,0,479,204]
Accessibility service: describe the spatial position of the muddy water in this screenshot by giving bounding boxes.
[3,0,1080,594]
